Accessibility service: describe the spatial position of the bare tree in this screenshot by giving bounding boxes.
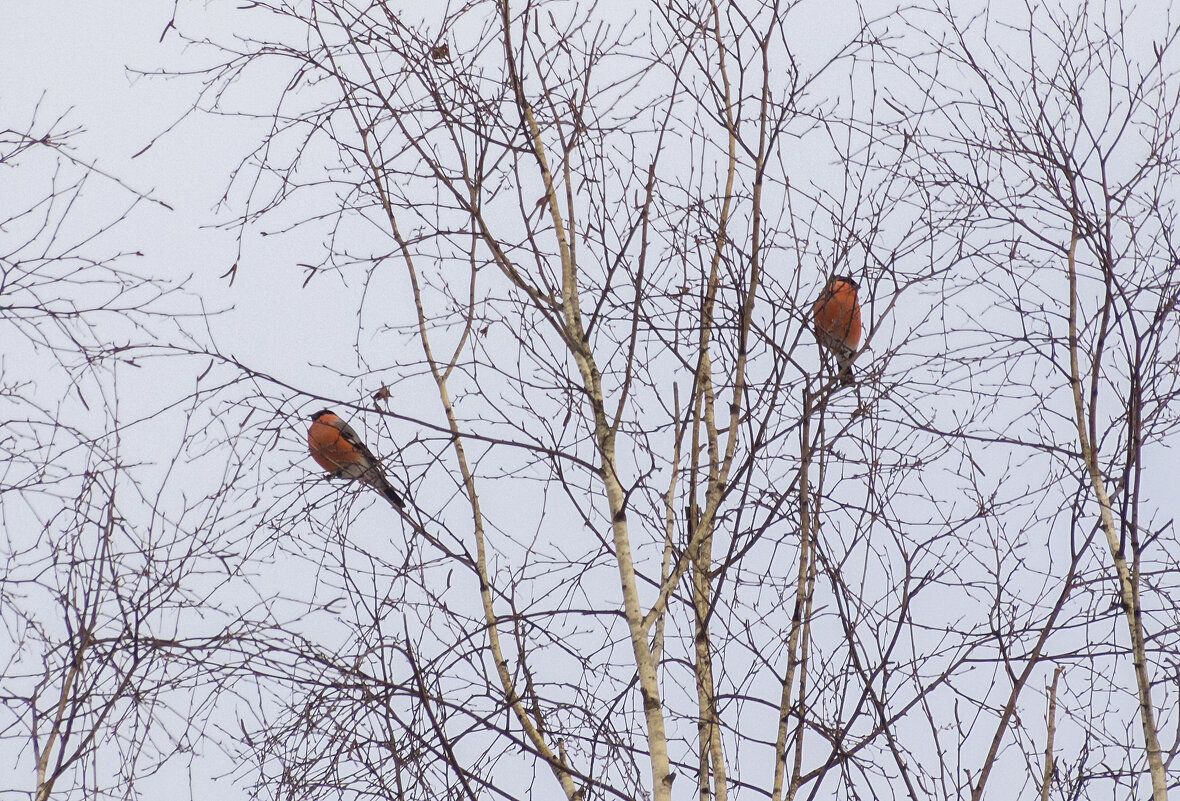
[880,2,1180,798]
[0,113,255,801]
[65,1,1180,800]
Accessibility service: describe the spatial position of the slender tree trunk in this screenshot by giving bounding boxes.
[1066,232,1167,801]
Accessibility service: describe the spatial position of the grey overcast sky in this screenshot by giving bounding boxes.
[3,1,407,410]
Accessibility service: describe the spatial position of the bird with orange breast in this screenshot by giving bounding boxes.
[307,409,405,509]
[811,275,862,386]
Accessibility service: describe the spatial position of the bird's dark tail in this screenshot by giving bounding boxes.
[836,353,856,387]
[839,363,855,387]
[379,479,406,510]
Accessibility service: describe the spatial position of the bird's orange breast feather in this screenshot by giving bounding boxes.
[308,420,362,473]
[813,282,861,349]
